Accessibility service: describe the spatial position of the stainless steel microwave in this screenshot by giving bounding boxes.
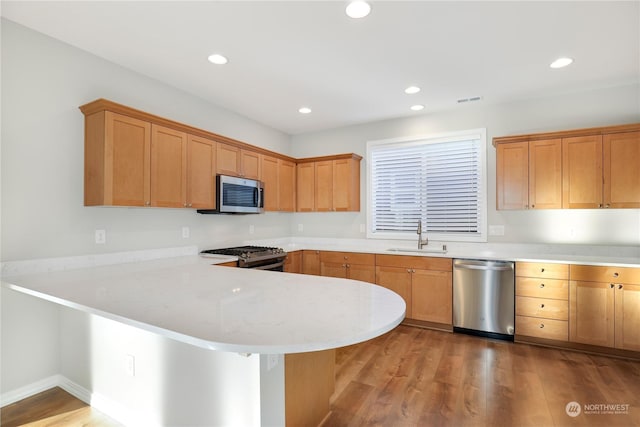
[197,175,264,214]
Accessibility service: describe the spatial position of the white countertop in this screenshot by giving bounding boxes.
[2,255,406,354]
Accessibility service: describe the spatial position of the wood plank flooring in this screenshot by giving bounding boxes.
[3,326,639,426]
[324,325,640,426]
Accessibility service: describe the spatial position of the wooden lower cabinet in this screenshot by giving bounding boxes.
[569,265,640,351]
[375,255,452,327]
[284,251,302,273]
[319,251,375,283]
[302,250,321,275]
[285,349,335,427]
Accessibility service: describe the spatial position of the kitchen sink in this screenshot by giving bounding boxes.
[387,245,448,254]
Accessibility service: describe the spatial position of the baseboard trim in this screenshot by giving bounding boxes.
[1,374,64,407]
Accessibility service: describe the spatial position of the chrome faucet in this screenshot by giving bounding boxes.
[417,221,428,249]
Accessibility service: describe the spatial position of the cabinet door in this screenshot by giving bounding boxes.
[315,160,334,211]
[284,251,302,273]
[296,163,315,212]
[347,264,376,284]
[333,158,360,211]
[603,131,640,208]
[529,139,562,209]
[217,143,240,176]
[302,250,321,275]
[615,283,640,351]
[261,155,279,211]
[151,124,187,207]
[411,269,453,325]
[569,280,615,347]
[186,135,216,209]
[278,160,296,212]
[321,261,347,279]
[101,112,151,206]
[496,142,529,210]
[562,135,603,208]
[240,150,260,180]
[376,266,412,318]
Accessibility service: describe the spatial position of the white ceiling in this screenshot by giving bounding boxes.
[2,1,639,135]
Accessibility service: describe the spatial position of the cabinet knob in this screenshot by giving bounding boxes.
[344,256,348,260]
[342,264,346,268]
[540,268,545,273]
[598,204,603,208]
[619,284,623,290]
[539,324,545,329]
[188,203,192,207]
[531,204,535,208]
[613,272,619,278]
[610,284,615,288]
[183,203,187,207]
[346,264,350,268]
[145,201,150,206]
[605,204,610,208]
[540,304,545,308]
[407,269,411,273]
[540,283,545,288]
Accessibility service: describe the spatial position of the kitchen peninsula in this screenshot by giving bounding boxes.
[1,255,406,426]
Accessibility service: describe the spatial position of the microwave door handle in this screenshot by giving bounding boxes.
[254,187,259,207]
[259,188,264,208]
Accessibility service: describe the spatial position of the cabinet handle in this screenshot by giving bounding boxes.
[540,283,545,288]
[540,304,545,308]
[619,284,623,290]
[539,324,545,329]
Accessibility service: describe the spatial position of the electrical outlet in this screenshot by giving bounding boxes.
[125,354,135,377]
[95,229,106,244]
[489,225,505,236]
[249,225,255,234]
[267,354,278,371]
[359,223,366,233]
[297,224,303,232]
[182,226,190,239]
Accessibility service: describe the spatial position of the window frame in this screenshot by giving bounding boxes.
[366,128,488,243]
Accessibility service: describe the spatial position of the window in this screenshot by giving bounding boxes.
[367,129,487,242]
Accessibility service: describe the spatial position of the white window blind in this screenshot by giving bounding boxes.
[367,129,487,242]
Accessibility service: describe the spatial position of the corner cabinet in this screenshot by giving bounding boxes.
[494,123,640,210]
[296,154,362,212]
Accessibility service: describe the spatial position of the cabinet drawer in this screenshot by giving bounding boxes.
[516,296,568,320]
[320,251,375,265]
[516,262,568,279]
[516,277,568,300]
[570,265,640,285]
[516,315,568,341]
[375,254,452,271]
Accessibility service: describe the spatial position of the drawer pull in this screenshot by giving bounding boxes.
[540,304,545,308]
[540,283,545,288]
[540,324,545,329]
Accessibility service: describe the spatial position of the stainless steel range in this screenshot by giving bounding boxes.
[200,246,287,271]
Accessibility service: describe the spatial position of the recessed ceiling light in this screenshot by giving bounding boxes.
[207,54,228,65]
[298,107,312,114]
[550,57,573,69]
[410,104,425,111]
[405,86,421,95]
[346,1,371,19]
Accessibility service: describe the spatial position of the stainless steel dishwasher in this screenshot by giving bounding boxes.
[453,259,515,340]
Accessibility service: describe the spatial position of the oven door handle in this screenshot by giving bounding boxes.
[250,260,285,271]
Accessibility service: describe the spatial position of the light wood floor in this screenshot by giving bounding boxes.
[3,326,639,426]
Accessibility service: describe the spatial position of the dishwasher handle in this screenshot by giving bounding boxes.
[454,260,513,271]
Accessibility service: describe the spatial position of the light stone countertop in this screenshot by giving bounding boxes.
[2,255,406,354]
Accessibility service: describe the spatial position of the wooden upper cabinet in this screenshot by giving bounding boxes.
[261,155,279,211]
[296,162,315,212]
[85,111,152,207]
[496,141,528,210]
[529,139,562,209]
[186,135,216,209]
[604,131,640,208]
[216,143,240,176]
[240,149,261,180]
[315,161,333,211]
[151,124,187,208]
[278,159,296,212]
[333,157,360,211]
[562,135,603,209]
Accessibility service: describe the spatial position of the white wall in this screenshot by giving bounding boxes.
[291,84,640,246]
[0,19,293,263]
